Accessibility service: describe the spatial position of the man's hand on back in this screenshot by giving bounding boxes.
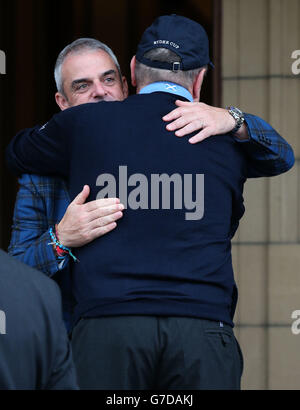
[163,100,249,143]
[56,185,124,248]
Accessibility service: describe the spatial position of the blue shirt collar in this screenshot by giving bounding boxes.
[139,82,193,102]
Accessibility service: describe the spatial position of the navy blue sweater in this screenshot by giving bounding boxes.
[7,92,247,327]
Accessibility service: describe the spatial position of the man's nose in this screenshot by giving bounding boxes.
[91,81,107,98]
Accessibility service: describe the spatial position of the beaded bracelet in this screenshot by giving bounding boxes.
[48,226,78,262]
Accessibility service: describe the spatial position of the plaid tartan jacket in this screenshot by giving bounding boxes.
[7,113,295,330]
[8,176,74,331]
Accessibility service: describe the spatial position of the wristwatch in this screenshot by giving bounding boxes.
[227,106,245,134]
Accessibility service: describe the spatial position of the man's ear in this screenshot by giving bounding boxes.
[122,76,129,99]
[55,92,70,111]
[130,55,137,88]
[192,68,207,102]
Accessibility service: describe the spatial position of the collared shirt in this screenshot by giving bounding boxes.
[139,81,193,101]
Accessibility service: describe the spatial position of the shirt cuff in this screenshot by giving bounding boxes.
[232,119,251,143]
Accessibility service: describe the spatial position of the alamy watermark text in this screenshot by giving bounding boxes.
[0,50,6,75]
[291,50,300,75]
[0,310,6,335]
[96,166,204,221]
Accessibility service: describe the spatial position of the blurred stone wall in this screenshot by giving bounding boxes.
[222,0,300,390]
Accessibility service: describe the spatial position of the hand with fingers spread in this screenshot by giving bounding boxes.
[56,185,124,248]
[163,100,249,144]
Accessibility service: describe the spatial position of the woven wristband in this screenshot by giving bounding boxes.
[49,226,79,262]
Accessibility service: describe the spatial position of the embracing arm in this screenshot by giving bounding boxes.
[6,121,68,178]
[8,175,124,275]
[8,174,70,276]
[233,113,295,177]
[163,101,295,178]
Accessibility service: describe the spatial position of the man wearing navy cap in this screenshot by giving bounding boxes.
[6,15,294,390]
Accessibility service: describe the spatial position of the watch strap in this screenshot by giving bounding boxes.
[227,106,245,134]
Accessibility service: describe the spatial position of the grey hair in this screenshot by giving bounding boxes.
[135,48,207,90]
[54,38,122,96]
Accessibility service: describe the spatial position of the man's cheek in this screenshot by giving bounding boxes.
[73,96,89,106]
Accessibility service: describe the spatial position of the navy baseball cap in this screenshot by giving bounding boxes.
[136,14,214,71]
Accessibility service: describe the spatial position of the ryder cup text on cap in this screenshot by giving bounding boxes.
[136,14,213,71]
